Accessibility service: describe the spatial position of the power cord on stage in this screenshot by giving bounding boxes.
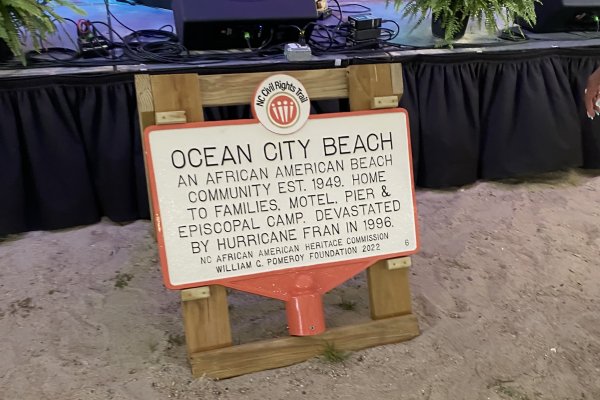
[6,0,408,68]
[339,3,371,13]
[5,0,600,70]
[381,20,401,41]
[303,8,403,53]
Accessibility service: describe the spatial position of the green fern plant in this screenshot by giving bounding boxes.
[390,0,539,45]
[0,0,84,63]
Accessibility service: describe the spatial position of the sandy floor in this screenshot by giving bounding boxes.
[1,169,599,400]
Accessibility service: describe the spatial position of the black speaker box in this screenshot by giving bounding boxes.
[173,0,318,50]
[518,0,600,32]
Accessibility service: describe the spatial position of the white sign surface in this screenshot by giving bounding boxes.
[145,110,419,289]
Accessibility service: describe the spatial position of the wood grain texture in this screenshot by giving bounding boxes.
[182,285,232,355]
[386,256,412,270]
[198,68,348,106]
[390,63,404,98]
[134,74,156,229]
[155,110,187,125]
[189,314,419,379]
[367,260,413,320]
[347,66,414,321]
[371,95,399,109]
[348,64,398,111]
[146,74,228,358]
[150,74,204,122]
[181,286,210,301]
[135,75,154,112]
[134,74,156,132]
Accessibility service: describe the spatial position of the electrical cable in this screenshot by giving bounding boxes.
[54,17,80,52]
[338,3,371,13]
[158,24,174,32]
[106,8,137,33]
[381,20,400,40]
[14,1,581,70]
[329,0,345,30]
[90,16,283,65]
[103,0,118,64]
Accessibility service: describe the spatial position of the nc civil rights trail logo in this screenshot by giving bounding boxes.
[252,74,311,135]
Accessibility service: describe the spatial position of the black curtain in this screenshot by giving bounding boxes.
[399,51,600,188]
[0,74,148,235]
[1,50,599,235]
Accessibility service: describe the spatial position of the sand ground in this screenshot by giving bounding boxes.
[1,169,599,400]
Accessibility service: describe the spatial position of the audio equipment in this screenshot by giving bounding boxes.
[173,0,318,50]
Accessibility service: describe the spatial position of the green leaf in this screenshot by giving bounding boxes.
[392,0,539,44]
[0,0,85,64]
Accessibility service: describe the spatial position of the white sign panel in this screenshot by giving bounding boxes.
[145,110,419,289]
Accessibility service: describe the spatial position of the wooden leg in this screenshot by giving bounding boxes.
[181,285,232,355]
[367,257,413,320]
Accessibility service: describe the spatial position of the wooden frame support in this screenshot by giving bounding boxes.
[189,314,419,379]
[367,259,413,319]
[135,63,418,379]
[347,64,414,321]
[182,286,232,354]
[135,74,232,357]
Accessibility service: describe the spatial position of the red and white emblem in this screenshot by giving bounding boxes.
[252,74,310,135]
[268,94,299,128]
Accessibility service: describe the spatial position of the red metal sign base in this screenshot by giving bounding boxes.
[223,261,372,336]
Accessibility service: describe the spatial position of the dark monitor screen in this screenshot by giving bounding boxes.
[175,0,318,22]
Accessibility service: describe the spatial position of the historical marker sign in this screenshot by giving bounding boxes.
[145,107,418,289]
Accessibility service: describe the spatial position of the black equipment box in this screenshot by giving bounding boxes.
[348,27,381,41]
[346,38,380,48]
[348,14,382,30]
[173,0,318,50]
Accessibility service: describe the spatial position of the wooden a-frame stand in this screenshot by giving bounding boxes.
[135,63,419,379]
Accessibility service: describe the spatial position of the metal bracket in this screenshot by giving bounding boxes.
[386,257,411,270]
[181,286,211,301]
[371,96,399,109]
[155,110,187,125]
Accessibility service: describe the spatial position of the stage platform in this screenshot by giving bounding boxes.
[0,0,599,235]
[2,0,600,76]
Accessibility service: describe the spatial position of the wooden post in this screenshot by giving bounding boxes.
[367,258,413,319]
[347,64,415,320]
[148,74,205,123]
[182,286,232,354]
[135,74,232,356]
[347,63,402,111]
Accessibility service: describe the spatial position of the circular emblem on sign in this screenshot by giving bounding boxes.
[267,94,300,128]
[252,74,311,135]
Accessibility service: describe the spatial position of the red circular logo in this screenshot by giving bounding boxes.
[267,94,300,128]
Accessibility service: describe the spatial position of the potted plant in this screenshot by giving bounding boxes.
[0,0,83,63]
[391,0,539,44]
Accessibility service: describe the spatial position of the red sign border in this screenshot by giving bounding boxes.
[144,108,420,290]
